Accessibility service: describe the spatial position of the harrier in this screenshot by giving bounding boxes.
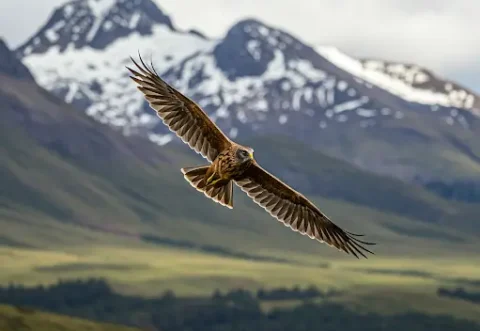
[127,55,375,259]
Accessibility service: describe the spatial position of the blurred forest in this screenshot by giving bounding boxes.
[1,279,479,331]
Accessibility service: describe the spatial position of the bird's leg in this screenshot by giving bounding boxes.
[204,164,221,186]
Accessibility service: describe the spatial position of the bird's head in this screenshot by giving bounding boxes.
[236,146,254,163]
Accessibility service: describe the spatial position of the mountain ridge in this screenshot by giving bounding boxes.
[15,0,480,188]
[16,0,179,56]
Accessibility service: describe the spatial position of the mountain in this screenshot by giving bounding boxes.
[17,0,212,129]
[2,37,480,257]
[16,1,480,191]
[318,48,480,114]
[16,1,480,194]
[0,40,34,80]
[16,0,176,55]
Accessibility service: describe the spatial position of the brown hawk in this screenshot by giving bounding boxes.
[127,55,375,259]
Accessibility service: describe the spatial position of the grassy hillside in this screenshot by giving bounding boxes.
[1,246,479,324]
[1,55,480,325]
[3,117,479,257]
[312,109,480,183]
[1,72,480,257]
[0,304,140,331]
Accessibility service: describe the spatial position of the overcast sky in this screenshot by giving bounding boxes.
[1,0,479,92]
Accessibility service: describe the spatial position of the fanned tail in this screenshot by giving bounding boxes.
[181,166,234,209]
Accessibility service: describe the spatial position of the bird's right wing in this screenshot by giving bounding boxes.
[235,163,376,258]
[127,55,232,162]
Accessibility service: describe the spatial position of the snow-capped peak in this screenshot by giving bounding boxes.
[17,0,175,56]
[213,19,319,80]
[316,46,479,114]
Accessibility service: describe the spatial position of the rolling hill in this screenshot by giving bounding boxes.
[1,36,480,325]
[1,37,479,258]
[0,304,140,331]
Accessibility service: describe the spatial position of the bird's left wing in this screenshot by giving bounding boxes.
[235,163,376,258]
[127,54,232,162]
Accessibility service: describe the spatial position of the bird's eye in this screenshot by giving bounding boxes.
[237,150,249,159]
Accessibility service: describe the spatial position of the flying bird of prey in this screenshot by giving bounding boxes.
[127,55,375,259]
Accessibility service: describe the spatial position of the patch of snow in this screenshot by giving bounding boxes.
[316,87,326,107]
[215,107,229,118]
[86,0,116,42]
[45,29,59,42]
[337,80,348,91]
[252,99,268,112]
[65,83,79,103]
[381,108,391,115]
[356,108,376,117]
[237,110,247,123]
[465,95,475,108]
[64,4,74,16]
[258,26,269,36]
[23,24,213,131]
[246,40,261,61]
[445,116,454,125]
[52,20,66,31]
[281,80,291,91]
[292,90,302,110]
[229,127,238,138]
[129,12,141,29]
[149,133,173,145]
[414,72,429,83]
[316,46,475,110]
[394,111,404,119]
[103,20,113,30]
[333,97,369,114]
[290,60,326,82]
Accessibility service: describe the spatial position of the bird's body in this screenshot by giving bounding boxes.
[127,54,376,259]
[205,144,254,187]
[182,143,254,209]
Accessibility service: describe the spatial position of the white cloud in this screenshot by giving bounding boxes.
[158,0,480,91]
[0,0,66,47]
[0,0,478,91]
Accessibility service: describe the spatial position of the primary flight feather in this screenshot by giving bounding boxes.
[127,54,376,259]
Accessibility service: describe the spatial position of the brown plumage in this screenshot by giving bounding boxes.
[127,54,376,259]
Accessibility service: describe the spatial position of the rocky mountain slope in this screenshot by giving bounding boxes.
[2,37,480,256]
[16,0,480,187]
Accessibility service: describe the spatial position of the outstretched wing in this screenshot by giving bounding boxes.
[235,163,375,258]
[127,54,232,162]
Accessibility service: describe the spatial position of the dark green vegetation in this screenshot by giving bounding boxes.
[0,304,139,331]
[438,287,480,304]
[1,279,479,331]
[423,180,480,203]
